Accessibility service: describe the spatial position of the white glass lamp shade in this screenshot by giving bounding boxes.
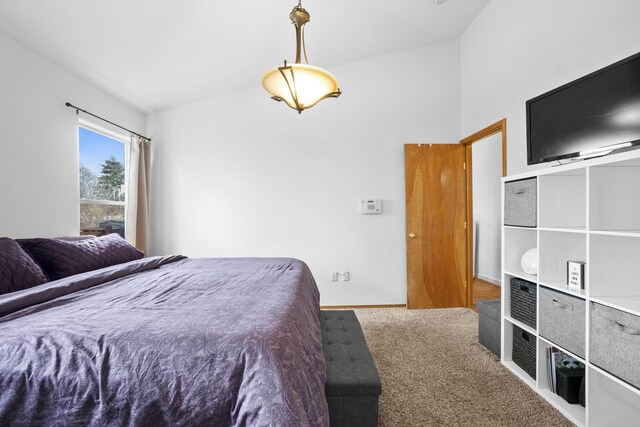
[520,248,538,275]
[262,63,340,112]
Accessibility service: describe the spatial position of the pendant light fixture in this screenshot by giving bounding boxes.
[262,1,341,114]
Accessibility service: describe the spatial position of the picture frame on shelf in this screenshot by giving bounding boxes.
[567,261,585,292]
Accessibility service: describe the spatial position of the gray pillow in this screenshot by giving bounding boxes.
[0,237,48,294]
[55,236,96,241]
[18,234,143,281]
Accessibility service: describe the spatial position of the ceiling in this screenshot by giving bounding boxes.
[0,0,489,113]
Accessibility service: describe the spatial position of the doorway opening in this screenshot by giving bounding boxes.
[460,119,507,310]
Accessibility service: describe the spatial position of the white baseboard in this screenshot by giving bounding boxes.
[475,274,501,286]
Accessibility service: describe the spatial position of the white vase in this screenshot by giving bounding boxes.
[521,248,538,275]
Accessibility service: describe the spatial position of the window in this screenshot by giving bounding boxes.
[78,125,127,238]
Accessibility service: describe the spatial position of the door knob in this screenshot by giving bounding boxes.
[408,233,416,239]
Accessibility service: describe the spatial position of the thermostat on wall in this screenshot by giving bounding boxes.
[360,199,382,214]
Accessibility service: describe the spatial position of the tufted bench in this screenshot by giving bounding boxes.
[320,310,382,427]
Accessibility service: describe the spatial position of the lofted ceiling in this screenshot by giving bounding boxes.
[0,0,489,113]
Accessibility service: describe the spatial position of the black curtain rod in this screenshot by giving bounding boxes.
[65,102,151,141]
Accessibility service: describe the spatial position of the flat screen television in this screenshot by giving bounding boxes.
[527,52,640,165]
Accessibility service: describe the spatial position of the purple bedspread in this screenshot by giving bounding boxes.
[0,256,329,426]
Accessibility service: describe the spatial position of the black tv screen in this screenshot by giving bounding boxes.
[527,52,640,165]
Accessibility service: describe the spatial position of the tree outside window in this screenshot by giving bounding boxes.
[79,127,126,237]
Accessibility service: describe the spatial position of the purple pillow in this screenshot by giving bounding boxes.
[18,234,144,281]
[0,237,48,294]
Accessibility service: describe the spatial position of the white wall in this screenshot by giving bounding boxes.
[147,40,461,306]
[472,133,501,284]
[461,0,640,176]
[0,33,145,238]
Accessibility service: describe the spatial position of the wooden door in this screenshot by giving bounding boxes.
[405,144,467,309]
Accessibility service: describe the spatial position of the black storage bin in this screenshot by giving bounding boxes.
[556,368,585,405]
[512,324,536,380]
[510,278,537,329]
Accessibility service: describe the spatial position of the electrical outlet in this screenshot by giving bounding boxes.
[341,271,350,281]
[331,272,339,282]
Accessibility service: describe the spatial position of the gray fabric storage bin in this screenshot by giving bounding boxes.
[504,178,537,227]
[539,287,586,358]
[477,299,501,357]
[512,324,536,380]
[591,303,640,389]
[510,278,537,329]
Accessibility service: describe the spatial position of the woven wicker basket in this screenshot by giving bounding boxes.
[512,324,537,380]
[510,278,537,329]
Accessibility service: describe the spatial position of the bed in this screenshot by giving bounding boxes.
[0,236,329,426]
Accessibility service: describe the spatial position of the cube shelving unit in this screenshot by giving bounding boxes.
[501,149,640,426]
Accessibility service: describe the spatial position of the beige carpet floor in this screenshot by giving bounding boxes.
[353,308,574,427]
